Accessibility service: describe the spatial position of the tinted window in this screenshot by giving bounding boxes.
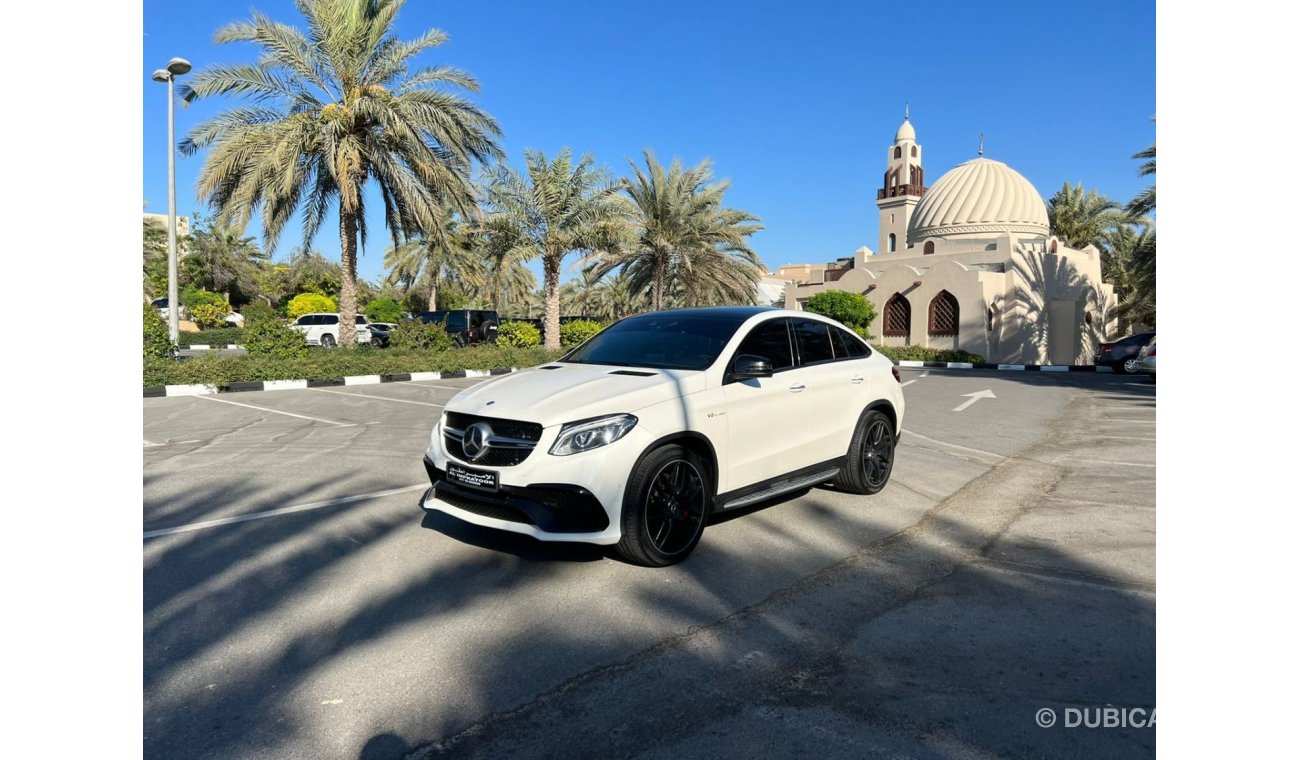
[563,315,740,370]
[831,327,870,358]
[734,318,793,371]
[793,320,835,365]
[322,315,339,325]
[355,316,368,325]
[446,312,468,331]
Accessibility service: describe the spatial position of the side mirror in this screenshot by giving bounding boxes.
[732,354,773,380]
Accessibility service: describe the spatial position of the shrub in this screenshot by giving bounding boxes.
[241,302,278,323]
[559,319,604,349]
[143,345,565,387]
[364,297,403,324]
[804,290,877,329]
[243,316,308,358]
[190,301,232,330]
[287,292,338,318]
[143,302,173,360]
[180,287,227,309]
[177,327,245,346]
[873,345,985,364]
[388,319,454,352]
[497,320,541,348]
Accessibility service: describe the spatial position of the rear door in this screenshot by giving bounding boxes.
[792,318,864,463]
[721,317,814,489]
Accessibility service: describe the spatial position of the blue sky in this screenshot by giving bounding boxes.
[142,0,1155,285]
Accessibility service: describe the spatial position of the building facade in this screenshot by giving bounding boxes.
[784,116,1115,365]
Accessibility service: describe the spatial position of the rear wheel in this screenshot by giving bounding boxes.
[833,409,896,495]
[320,334,336,348]
[1120,358,1140,374]
[615,444,711,566]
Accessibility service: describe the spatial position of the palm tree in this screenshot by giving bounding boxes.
[483,148,627,349]
[185,215,266,301]
[1046,183,1127,251]
[383,204,483,310]
[179,0,501,344]
[588,151,762,311]
[1127,143,1156,218]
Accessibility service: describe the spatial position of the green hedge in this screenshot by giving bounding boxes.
[143,303,173,360]
[144,345,563,388]
[177,327,246,346]
[874,345,985,364]
[497,320,541,347]
[559,319,604,348]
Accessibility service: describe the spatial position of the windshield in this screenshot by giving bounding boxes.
[561,315,741,370]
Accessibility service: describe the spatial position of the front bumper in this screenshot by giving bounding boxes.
[421,421,657,545]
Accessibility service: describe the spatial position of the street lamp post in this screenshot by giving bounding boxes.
[152,57,192,344]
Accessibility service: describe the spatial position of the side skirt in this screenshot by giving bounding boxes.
[714,458,844,511]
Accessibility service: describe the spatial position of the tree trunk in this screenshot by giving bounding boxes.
[652,249,667,311]
[544,251,561,350]
[338,209,359,345]
[427,276,439,312]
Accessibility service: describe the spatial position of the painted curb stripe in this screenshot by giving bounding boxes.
[344,375,382,385]
[489,367,513,376]
[264,379,308,392]
[165,383,218,397]
[381,373,412,382]
[441,370,468,379]
[1040,365,1069,372]
[409,371,442,381]
[898,360,925,367]
[307,378,345,387]
[227,381,264,393]
[144,386,165,397]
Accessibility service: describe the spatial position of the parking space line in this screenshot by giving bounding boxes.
[1090,435,1157,442]
[196,395,356,427]
[899,428,1006,462]
[308,387,445,407]
[398,381,485,392]
[142,484,427,539]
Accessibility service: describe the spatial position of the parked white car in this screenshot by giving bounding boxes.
[422,307,905,566]
[290,313,372,347]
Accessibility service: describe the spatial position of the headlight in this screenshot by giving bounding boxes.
[549,414,638,456]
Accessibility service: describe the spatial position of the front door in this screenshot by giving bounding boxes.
[721,318,812,490]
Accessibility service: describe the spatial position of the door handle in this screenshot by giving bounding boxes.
[850,376,864,384]
[788,383,806,392]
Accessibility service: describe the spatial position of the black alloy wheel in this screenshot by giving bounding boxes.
[833,408,897,495]
[645,460,706,556]
[616,444,712,566]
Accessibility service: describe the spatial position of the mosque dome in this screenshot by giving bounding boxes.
[907,157,1049,241]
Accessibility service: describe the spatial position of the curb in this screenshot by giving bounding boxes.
[178,344,245,350]
[894,360,1114,373]
[144,367,519,398]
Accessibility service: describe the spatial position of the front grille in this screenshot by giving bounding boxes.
[444,413,543,467]
[433,483,532,524]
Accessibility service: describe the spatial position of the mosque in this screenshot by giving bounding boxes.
[780,112,1115,365]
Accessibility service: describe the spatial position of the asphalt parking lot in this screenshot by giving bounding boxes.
[144,367,1156,759]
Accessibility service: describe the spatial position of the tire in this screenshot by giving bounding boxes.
[320,334,336,348]
[1120,358,1140,374]
[615,444,711,566]
[833,409,897,495]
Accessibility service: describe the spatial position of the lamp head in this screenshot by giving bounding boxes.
[166,57,192,76]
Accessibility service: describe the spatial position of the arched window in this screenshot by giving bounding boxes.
[894,146,902,159]
[887,233,896,252]
[923,241,935,255]
[928,291,959,336]
[1050,239,1058,253]
[911,145,918,157]
[1085,311,1093,325]
[987,308,995,332]
[884,294,911,337]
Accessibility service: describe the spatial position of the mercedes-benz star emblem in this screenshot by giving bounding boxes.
[462,421,492,462]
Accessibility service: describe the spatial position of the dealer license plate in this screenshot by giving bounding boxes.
[446,462,499,492]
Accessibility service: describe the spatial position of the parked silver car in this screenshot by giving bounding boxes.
[1138,337,1155,376]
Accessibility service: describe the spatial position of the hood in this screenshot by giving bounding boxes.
[446,363,706,427]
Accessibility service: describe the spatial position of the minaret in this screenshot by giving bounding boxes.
[876,106,925,254]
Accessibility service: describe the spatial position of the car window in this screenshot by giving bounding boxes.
[831,326,870,358]
[355,316,368,325]
[793,319,835,365]
[562,315,738,370]
[733,318,793,371]
[322,315,339,325]
[447,312,468,331]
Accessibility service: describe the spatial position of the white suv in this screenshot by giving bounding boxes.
[422,307,905,566]
[290,313,372,347]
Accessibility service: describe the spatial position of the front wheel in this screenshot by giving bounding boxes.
[320,334,336,348]
[1120,358,1140,374]
[833,409,897,495]
[615,444,711,566]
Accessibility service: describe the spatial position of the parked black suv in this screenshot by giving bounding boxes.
[417,309,500,347]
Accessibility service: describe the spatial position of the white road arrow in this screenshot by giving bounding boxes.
[952,389,996,412]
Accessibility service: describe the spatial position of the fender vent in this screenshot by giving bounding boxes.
[607,370,657,377]
[540,365,562,370]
